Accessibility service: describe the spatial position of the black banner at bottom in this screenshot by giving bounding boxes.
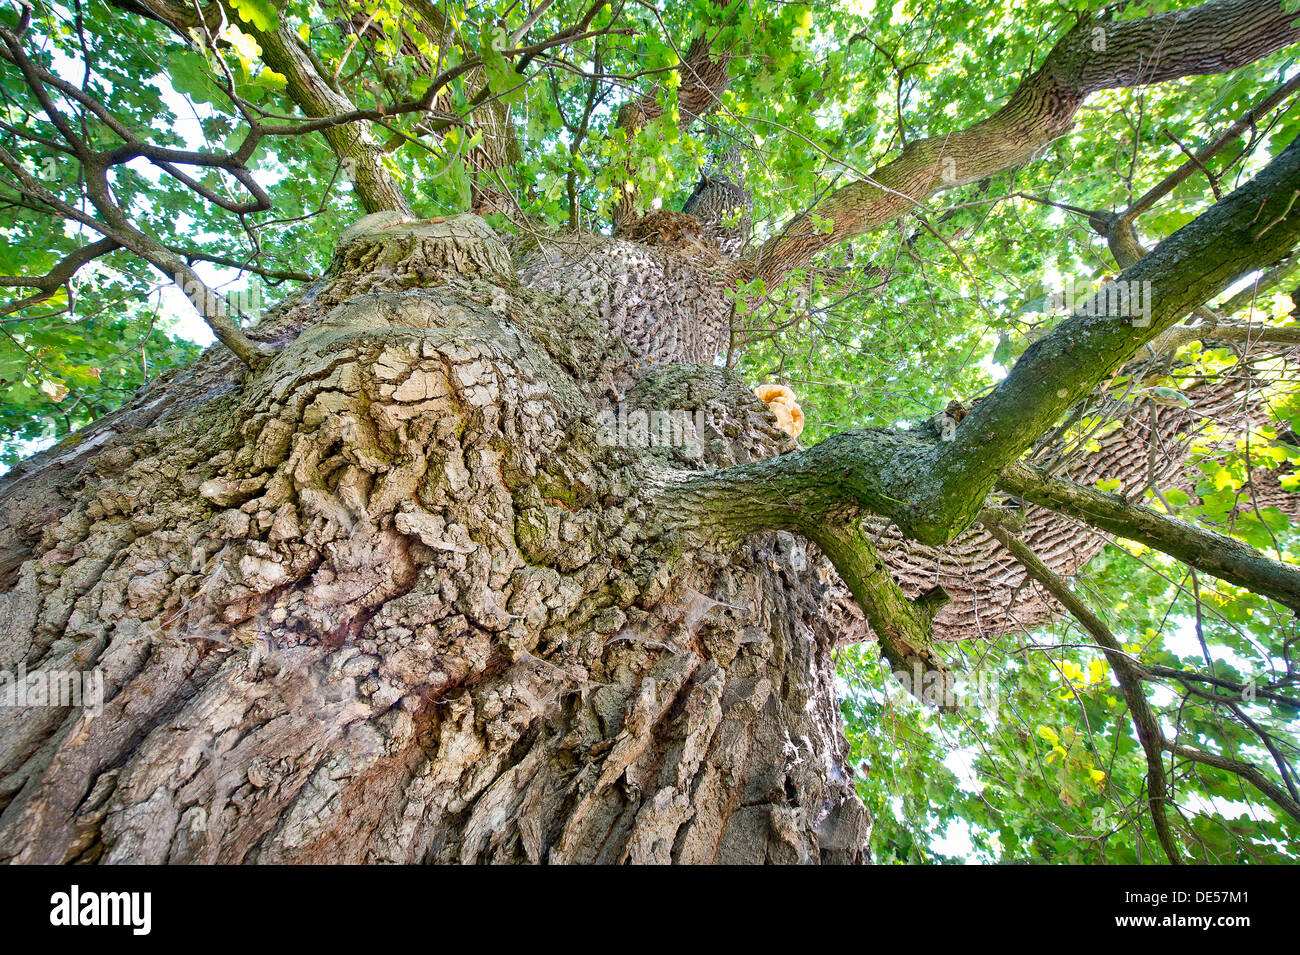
[0,863,1285,944]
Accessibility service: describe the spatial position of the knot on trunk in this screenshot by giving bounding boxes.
[329,213,515,286]
[518,232,739,366]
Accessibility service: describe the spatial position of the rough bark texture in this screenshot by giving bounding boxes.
[0,200,1294,861]
[518,219,741,366]
[0,215,865,864]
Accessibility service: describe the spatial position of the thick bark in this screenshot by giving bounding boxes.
[1,204,1296,861]
[6,0,1296,865]
[0,216,865,863]
[518,223,741,366]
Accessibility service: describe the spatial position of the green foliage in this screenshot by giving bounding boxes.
[843,530,1300,864]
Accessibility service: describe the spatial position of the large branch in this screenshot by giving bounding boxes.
[247,21,414,216]
[650,128,1300,691]
[935,132,1300,543]
[649,470,956,708]
[1152,317,1300,351]
[998,462,1300,612]
[676,128,1300,547]
[746,0,1300,283]
[0,15,273,366]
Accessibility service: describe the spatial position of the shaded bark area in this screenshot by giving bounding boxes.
[0,216,864,864]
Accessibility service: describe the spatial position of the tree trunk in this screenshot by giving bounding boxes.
[2,205,1294,863]
[0,216,866,864]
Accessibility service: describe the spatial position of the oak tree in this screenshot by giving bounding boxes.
[0,0,1298,863]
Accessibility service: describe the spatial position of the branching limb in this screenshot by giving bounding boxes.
[746,0,1300,283]
[1142,665,1300,713]
[238,18,413,216]
[647,135,1300,700]
[0,237,120,318]
[0,143,272,366]
[997,462,1300,612]
[983,520,1185,865]
[938,133,1300,541]
[167,247,316,284]
[1165,742,1300,822]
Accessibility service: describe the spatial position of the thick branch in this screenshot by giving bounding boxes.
[246,21,413,216]
[650,462,954,709]
[746,0,1300,282]
[652,131,1300,577]
[933,132,1300,543]
[804,516,954,711]
[998,462,1300,612]
[1123,71,1300,227]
